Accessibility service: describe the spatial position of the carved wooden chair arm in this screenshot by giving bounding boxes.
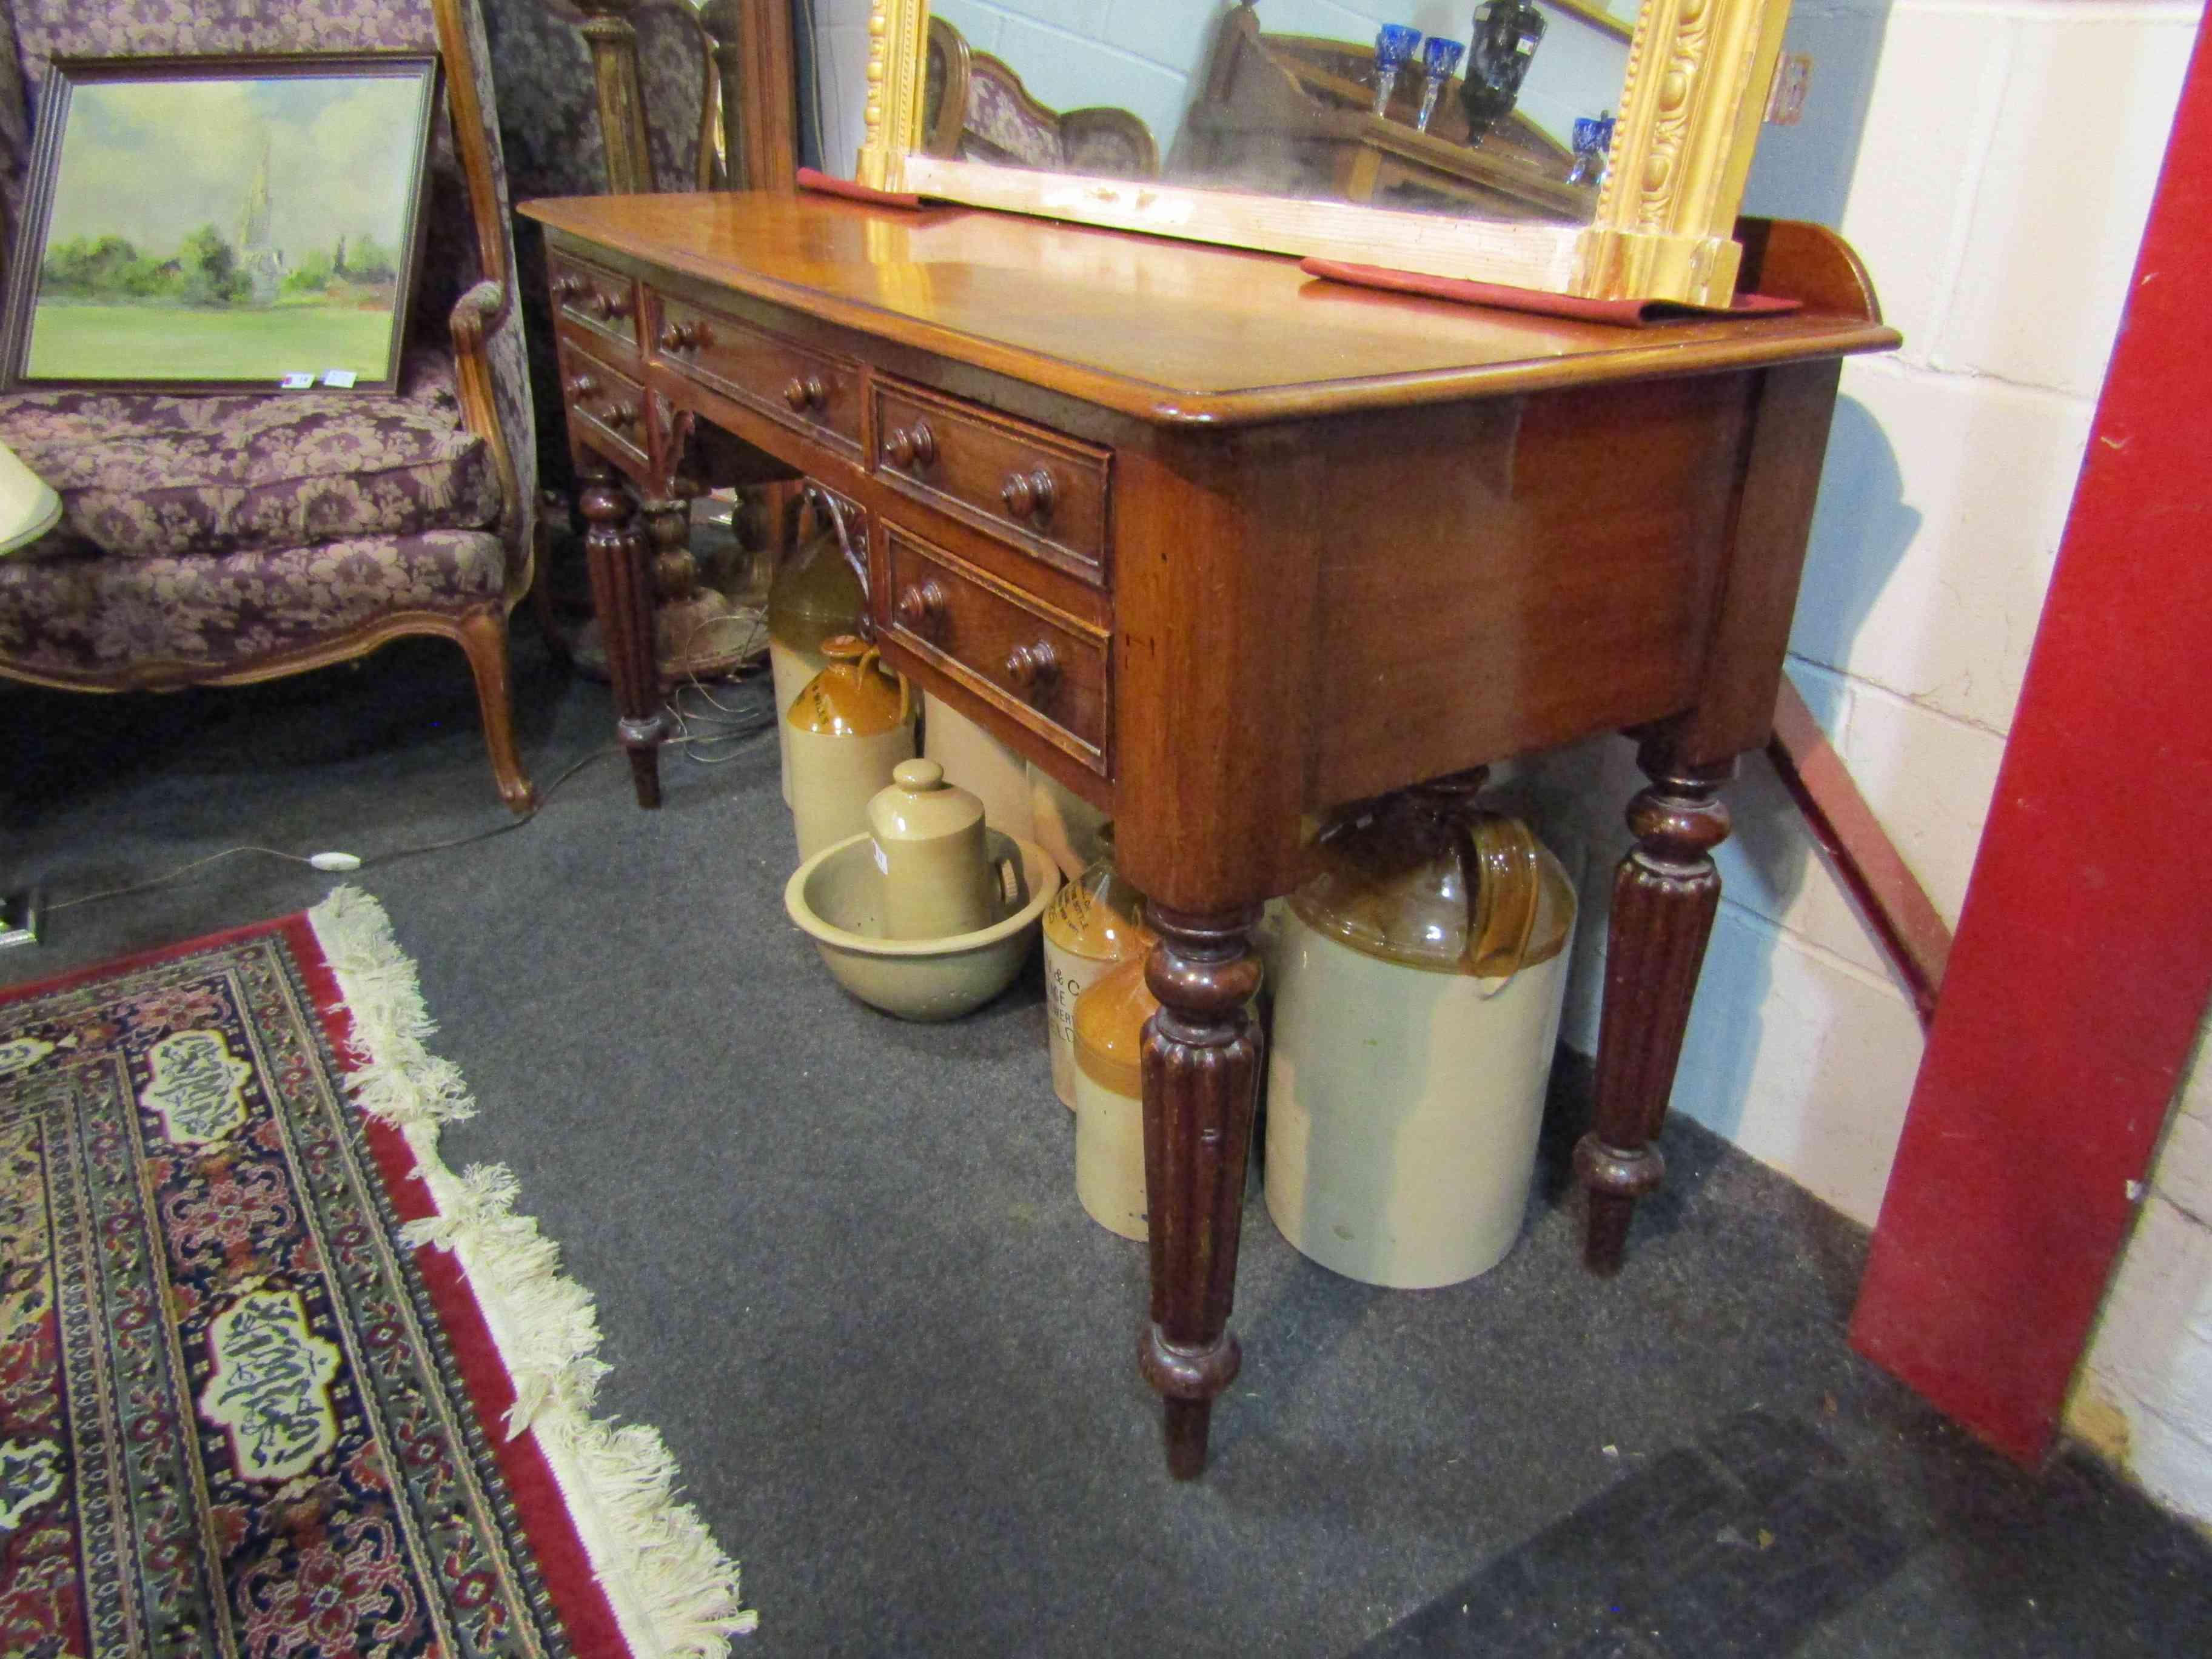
[447,276,525,563]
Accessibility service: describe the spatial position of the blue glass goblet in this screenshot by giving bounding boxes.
[1568,110,1616,186]
[1373,24,1424,117]
[1418,37,1467,133]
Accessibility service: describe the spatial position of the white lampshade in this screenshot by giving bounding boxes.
[0,440,59,555]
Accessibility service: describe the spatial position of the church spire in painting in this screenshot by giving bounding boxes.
[238,135,273,254]
[236,133,283,302]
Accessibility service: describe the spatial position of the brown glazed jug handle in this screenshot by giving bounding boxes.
[857,644,914,727]
[1463,812,1542,982]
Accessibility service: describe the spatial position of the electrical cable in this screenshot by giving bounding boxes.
[46,846,326,913]
[44,665,791,913]
[44,744,626,912]
[41,514,791,914]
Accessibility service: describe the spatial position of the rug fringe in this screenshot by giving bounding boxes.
[308,886,759,1652]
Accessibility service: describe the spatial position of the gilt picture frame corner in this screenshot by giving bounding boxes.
[0,51,441,396]
[857,0,1796,308]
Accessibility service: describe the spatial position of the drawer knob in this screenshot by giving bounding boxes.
[605,402,641,431]
[1005,641,1059,695]
[553,273,586,303]
[589,288,631,321]
[566,373,600,401]
[999,468,1057,523]
[896,579,948,635]
[783,374,828,414]
[886,421,937,470]
[660,320,713,353]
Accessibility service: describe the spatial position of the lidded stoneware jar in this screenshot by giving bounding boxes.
[1041,825,1148,1108]
[766,504,865,803]
[1264,770,1576,1289]
[786,636,916,859]
[1071,953,1159,1241]
[866,759,1002,940]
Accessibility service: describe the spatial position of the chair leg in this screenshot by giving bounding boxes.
[455,607,538,816]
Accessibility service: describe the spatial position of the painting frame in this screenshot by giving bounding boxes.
[1,52,441,395]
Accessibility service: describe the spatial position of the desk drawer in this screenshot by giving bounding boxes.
[558,340,651,471]
[654,296,862,457]
[884,525,1110,775]
[548,252,640,355]
[872,379,1109,587]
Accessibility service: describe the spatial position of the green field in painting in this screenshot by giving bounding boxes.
[25,301,393,381]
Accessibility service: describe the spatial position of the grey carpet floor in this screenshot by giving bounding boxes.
[5,625,2209,1657]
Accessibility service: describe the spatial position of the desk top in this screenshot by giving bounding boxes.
[520,192,1900,426]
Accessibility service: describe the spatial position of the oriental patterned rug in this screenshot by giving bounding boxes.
[0,890,754,1658]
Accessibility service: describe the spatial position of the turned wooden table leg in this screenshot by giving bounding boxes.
[578,467,666,808]
[1138,903,1265,1479]
[1575,734,1734,1273]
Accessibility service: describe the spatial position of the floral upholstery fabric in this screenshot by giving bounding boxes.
[0,353,498,561]
[483,0,608,203]
[1063,122,1155,179]
[0,8,27,235]
[487,0,708,199]
[951,56,1156,181]
[959,69,1065,172]
[635,1,711,191]
[0,0,538,689]
[0,529,508,683]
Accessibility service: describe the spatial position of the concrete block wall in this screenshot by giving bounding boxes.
[797,0,2212,1521]
[1515,0,2210,1523]
[2077,1021,2212,1529]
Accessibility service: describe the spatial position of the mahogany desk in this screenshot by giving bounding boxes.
[519,190,1896,1479]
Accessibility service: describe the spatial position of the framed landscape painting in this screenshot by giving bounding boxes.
[1,54,438,394]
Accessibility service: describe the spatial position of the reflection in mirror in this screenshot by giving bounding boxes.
[913,0,1634,226]
[842,0,1786,307]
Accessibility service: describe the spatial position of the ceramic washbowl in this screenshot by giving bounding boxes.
[784,830,1061,1021]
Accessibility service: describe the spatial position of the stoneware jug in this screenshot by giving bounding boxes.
[1264,773,1575,1289]
[786,635,916,860]
[1071,953,1159,1241]
[1041,825,1148,1109]
[766,495,865,804]
[866,759,1002,941]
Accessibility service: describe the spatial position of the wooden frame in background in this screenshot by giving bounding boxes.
[856,0,1793,307]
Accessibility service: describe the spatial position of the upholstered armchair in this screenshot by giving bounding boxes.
[0,0,539,813]
[922,16,1159,179]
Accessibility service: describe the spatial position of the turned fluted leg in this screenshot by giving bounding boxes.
[1139,903,1265,1479]
[578,468,666,808]
[1575,736,1735,1273]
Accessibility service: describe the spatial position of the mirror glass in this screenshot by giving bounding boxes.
[915,0,1637,228]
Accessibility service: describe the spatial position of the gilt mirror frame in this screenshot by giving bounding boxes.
[854,0,1794,309]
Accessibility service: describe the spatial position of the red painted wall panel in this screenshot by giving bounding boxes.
[1849,18,2212,1463]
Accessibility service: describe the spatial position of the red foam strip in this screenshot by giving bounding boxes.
[1299,257,1802,326]
[797,166,925,210]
